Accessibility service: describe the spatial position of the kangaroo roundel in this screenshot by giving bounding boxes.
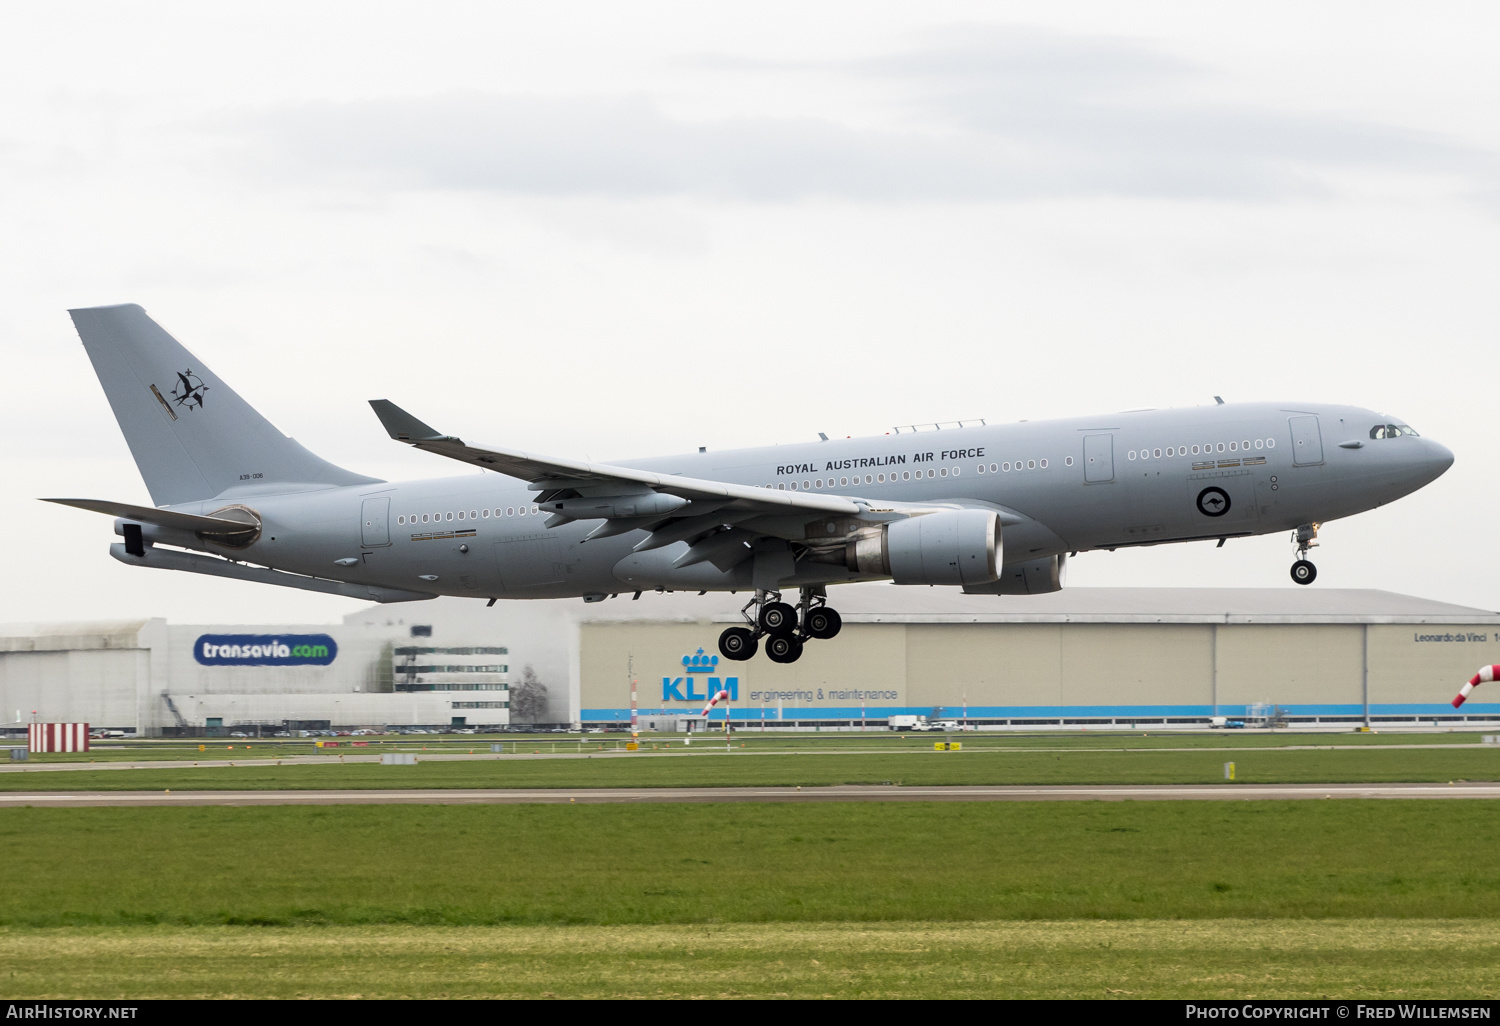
[1196,486,1231,518]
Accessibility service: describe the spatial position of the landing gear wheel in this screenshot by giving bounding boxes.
[718,626,759,661]
[1291,559,1317,585]
[759,601,798,637]
[804,607,842,640]
[765,634,804,664]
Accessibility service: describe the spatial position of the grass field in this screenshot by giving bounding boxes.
[4,743,1499,790]
[6,920,1498,999]
[4,801,1500,925]
[5,801,1500,998]
[8,740,1499,999]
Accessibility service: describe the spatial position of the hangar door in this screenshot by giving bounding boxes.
[1082,434,1114,483]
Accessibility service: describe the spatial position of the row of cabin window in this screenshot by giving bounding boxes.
[1127,438,1276,461]
[978,457,1067,474]
[765,457,1067,491]
[397,507,540,526]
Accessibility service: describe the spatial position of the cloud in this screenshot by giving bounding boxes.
[230,26,1488,203]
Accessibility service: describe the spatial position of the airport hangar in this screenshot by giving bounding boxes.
[576,586,1500,729]
[2,585,1498,735]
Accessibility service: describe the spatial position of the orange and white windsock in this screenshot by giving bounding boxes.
[701,690,730,716]
[1453,666,1500,708]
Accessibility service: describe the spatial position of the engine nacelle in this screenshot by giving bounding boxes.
[846,509,1001,586]
[962,554,1067,595]
[542,492,688,519]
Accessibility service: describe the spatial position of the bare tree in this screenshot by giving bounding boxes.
[510,665,549,723]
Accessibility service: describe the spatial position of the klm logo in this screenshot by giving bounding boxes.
[662,648,738,702]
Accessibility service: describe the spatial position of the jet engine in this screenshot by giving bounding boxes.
[846,509,1001,586]
[962,554,1067,595]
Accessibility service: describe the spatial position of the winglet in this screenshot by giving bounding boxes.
[368,400,459,443]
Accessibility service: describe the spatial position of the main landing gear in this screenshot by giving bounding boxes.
[718,586,842,664]
[1290,523,1319,585]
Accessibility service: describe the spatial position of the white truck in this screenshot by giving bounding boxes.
[887,715,931,732]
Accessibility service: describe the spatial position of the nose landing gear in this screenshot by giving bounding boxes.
[1290,523,1319,585]
[717,586,843,662]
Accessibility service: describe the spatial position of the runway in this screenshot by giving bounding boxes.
[1,741,1491,776]
[1,782,1498,806]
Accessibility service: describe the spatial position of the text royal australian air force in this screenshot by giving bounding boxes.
[775,448,985,477]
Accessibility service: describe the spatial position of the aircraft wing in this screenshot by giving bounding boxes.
[369,400,861,517]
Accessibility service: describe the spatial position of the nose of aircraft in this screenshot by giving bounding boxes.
[1411,437,1455,488]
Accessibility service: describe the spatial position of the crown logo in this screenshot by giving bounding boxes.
[682,648,720,674]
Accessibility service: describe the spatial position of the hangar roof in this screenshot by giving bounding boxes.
[577,585,1500,626]
[0,619,158,652]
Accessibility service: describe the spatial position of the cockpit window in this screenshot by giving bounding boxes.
[1369,424,1420,439]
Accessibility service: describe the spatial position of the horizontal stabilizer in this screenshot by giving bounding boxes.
[43,498,256,536]
[109,543,436,604]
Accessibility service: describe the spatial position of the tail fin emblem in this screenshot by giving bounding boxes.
[170,369,209,411]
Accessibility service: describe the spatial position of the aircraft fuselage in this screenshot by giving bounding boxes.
[143,401,1452,601]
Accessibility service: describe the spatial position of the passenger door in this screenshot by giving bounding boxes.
[1082,434,1115,483]
[360,497,391,547]
[1288,416,1324,467]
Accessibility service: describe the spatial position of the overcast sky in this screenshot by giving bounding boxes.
[3,1,1498,624]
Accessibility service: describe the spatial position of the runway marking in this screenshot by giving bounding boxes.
[1,783,1498,807]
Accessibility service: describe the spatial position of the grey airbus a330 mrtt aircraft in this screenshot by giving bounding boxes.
[48,305,1453,664]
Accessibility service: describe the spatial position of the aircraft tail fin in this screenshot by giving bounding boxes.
[69,304,380,506]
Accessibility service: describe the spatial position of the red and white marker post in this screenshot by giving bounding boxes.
[1454,666,1500,708]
